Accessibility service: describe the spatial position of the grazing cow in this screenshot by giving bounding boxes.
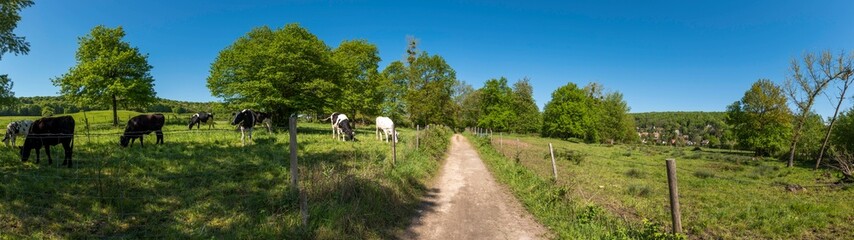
[323,112,342,139]
[188,112,214,130]
[254,111,273,132]
[336,116,355,141]
[232,109,256,146]
[375,116,399,143]
[21,116,75,167]
[3,120,34,147]
[121,114,165,147]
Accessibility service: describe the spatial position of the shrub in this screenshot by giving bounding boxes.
[626,184,652,197]
[419,125,454,161]
[554,149,586,165]
[694,169,716,179]
[625,168,646,178]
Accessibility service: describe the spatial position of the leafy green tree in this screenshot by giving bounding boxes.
[831,107,854,154]
[0,74,14,105]
[453,80,477,130]
[511,78,541,133]
[478,77,514,131]
[405,52,457,127]
[332,39,381,122]
[379,61,409,124]
[600,91,636,144]
[796,112,826,161]
[208,24,340,120]
[0,0,32,60]
[726,79,793,156]
[542,82,599,142]
[53,25,156,125]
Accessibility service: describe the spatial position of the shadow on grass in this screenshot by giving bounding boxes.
[0,134,430,239]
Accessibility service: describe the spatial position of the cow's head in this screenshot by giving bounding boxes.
[20,137,38,162]
[120,135,131,147]
[232,109,254,126]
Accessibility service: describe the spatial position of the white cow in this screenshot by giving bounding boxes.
[3,120,34,147]
[375,116,398,143]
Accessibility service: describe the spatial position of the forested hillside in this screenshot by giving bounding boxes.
[0,96,216,116]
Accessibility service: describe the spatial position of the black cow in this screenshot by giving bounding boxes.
[337,117,356,141]
[121,114,165,147]
[232,109,256,146]
[188,112,214,130]
[254,111,272,132]
[21,116,75,167]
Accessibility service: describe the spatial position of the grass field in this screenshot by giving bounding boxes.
[476,133,853,239]
[0,111,452,239]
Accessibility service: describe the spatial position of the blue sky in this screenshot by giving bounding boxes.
[1,0,853,117]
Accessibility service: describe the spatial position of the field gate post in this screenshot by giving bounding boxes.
[665,158,683,234]
[549,143,558,181]
[289,115,299,188]
[500,132,503,149]
[416,125,420,150]
[392,124,398,165]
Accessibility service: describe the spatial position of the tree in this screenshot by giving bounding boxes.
[511,78,542,133]
[0,0,32,60]
[453,80,477,130]
[542,82,599,142]
[379,61,409,124]
[816,52,854,169]
[332,39,382,123]
[405,52,457,127]
[0,74,14,105]
[207,24,340,120]
[600,91,636,144]
[784,51,838,167]
[831,107,854,155]
[726,79,793,156]
[478,77,514,131]
[53,25,156,125]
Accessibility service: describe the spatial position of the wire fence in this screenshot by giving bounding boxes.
[0,128,300,238]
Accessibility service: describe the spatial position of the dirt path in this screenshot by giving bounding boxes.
[401,134,551,240]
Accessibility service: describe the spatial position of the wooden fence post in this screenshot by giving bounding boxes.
[665,158,683,234]
[392,124,398,165]
[549,143,558,181]
[499,132,503,149]
[416,125,420,150]
[289,116,299,189]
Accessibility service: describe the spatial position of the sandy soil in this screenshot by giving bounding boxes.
[401,134,551,240]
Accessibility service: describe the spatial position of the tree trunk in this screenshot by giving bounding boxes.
[817,76,853,169]
[787,120,805,167]
[112,94,119,126]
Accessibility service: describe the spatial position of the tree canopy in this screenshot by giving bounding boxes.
[726,79,793,156]
[0,0,32,60]
[542,82,599,141]
[53,25,156,125]
[332,39,382,119]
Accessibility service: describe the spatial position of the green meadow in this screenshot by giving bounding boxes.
[471,133,853,239]
[0,111,452,239]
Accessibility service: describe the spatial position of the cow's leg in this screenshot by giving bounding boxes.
[156,130,163,144]
[376,127,380,140]
[241,127,246,146]
[248,127,253,144]
[34,146,40,164]
[139,136,144,148]
[45,145,53,165]
[62,141,71,167]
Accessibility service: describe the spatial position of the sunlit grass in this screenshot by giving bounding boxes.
[484,133,853,239]
[0,120,449,239]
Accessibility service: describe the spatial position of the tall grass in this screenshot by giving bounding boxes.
[487,133,853,239]
[0,121,452,239]
[471,133,683,239]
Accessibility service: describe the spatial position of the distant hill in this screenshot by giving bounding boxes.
[631,111,730,147]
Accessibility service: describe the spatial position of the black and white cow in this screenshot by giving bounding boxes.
[336,116,355,141]
[188,112,214,130]
[121,114,165,147]
[323,112,355,140]
[254,111,273,132]
[21,116,75,167]
[3,120,34,147]
[232,109,256,146]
